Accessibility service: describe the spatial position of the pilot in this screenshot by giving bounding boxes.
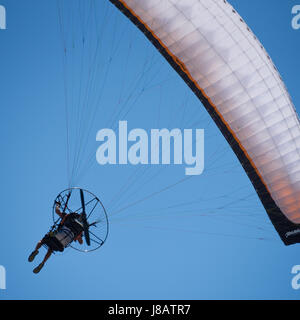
[28,202,83,274]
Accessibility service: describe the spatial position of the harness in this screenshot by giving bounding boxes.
[44,213,84,252]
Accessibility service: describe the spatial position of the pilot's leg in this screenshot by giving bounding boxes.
[28,240,43,262]
[33,248,53,274]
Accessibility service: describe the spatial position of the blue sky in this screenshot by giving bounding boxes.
[1,0,300,300]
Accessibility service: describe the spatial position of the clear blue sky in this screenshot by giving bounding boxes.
[1,0,300,300]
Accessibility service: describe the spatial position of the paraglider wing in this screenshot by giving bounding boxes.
[109,0,300,245]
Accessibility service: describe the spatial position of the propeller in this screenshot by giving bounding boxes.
[80,189,91,246]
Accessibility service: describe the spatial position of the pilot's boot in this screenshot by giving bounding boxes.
[33,263,44,274]
[28,250,39,262]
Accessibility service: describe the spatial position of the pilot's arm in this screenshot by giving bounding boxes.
[55,202,64,219]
